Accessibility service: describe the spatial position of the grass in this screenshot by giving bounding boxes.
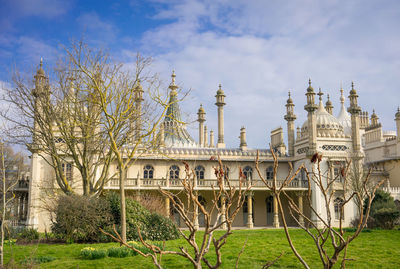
[4,229,400,268]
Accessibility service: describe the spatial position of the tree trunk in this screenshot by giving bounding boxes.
[1,142,5,266]
[120,166,127,242]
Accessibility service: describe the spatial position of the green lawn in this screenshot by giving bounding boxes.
[4,229,400,268]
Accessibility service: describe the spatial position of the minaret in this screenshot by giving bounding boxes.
[395,107,400,142]
[240,127,247,151]
[209,130,215,147]
[197,105,206,146]
[204,125,208,147]
[325,94,333,115]
[27,58,48,230]
[215,84,226,148]
[133,79,144,142]
[284,91,296,156]
[348,82,362,155]
[304,79,318,156]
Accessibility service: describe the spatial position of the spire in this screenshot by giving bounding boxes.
[325,94,333,115]
[340,86,345,104]
[307,78,314,92]
[317,88,323,102]
[163,71,196,148]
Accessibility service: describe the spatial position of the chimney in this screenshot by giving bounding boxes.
[270,127,286,154]
[210,130,215,147]
[204,125,208,147]
[240,127,247,151]
[197,105,206,147]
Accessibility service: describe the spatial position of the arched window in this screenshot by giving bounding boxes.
[169,165,180,179]
[266,166,274,180]
[334,197,344,220]
[62,163,73,181]
[243,166,253,180]
[224,166,230,181]
[195,166,205,179]
[143,165,154,179]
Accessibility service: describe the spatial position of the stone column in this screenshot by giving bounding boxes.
[273,194,280,228]
[247,192,254,228]
[197,105,205,146]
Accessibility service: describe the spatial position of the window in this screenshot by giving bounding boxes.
[169,165,180,179]
[224,166,230,181]
[62,163,73,181]
[143,165,154,179]
[334,197,344,220]
[300,168,306,182]
[266,166,274,180]
[195,166,205,179]
[243,166,253,180]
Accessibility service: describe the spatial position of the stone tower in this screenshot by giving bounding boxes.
[197,104,206,147]
[215,84,226,148]
[347,82,363,158]
[284,91,296,156]
[304,79,318,156]
[395,108,400,142]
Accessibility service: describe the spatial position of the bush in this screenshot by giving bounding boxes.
[17,228,39,242]
[80,247,107,260]
[364,189,400,229]
[51,194,114,242]
[105,192,179,241]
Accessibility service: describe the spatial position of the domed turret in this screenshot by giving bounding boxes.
[302,88,344,137]
[325,94,333,114]
[337,87,352,135]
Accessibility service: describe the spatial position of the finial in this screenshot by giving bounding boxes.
[40,57,43,68]
[219,84,222,90]
[351,81,354,90]
[288,91,291,97]
[398,106,400,112]
[327,94,330,101]
[308,78,311,86]
[317,88,323,101]
[171,70,176,85]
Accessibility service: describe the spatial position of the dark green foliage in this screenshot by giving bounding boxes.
[105,192,179,241]
[146,212,180,241]
[365,189,400,229]
[20,256,56,265]
[16,228,39,242]
[51,194,114,242]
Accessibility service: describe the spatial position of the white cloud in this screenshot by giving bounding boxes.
[9,0,71,18]
[135,0,400,148]
[76,12,117,46]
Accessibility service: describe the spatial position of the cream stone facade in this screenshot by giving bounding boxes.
[24,63,400,231]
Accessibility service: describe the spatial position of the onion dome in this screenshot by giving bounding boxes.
[396,107,400,119]
[302,88,344,137]
[371,109,378,119]
[287,91,293,104]
[350,81,357,95]
[307,78,314,92]
[337,87,352,135]
[325,94,333,114]
[216,84,224,95]
[37,58,45,76]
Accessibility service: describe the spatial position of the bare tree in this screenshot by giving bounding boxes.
[255,150,384,269]
[102,157,251,269]
[1,52,114,197]
[0,140,20,265]
[67,41,172,242]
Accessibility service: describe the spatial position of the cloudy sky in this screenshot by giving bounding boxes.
[1,0,400,149]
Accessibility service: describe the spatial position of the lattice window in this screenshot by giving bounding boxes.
[243,166,253,180]
[334,197,344,220]
[195,165,205,179]
[143,165,154,179]
[322,145,348,151]
[169,165,180,179]
[266,166,274,180]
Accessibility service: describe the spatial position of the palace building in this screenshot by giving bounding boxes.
[24,63,400,231]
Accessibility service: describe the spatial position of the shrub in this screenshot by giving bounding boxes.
[146,213,179,241]
[16,228,39,242]
[364,189,400,229]
[80,247,107,260]
[51,194,114,242]
[105,192,179,241]
[20,256,56,265]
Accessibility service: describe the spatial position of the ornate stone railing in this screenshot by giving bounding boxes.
[106,178,308,189]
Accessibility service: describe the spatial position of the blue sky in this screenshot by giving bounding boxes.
[1,0,400,148]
